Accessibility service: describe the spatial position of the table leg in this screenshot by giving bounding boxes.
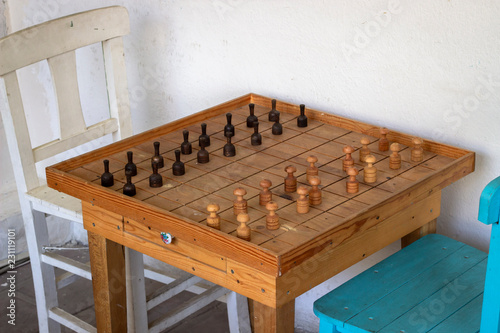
[401,218,437,248]
[88,231,127,332]
[252,299,295,333]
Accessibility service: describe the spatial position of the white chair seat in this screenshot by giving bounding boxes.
[26,185,83,223]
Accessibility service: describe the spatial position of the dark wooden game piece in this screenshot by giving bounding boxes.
[251,121,262,146]
[172,150,185,176]
[343,146,355,171]
[233,187,247,215]
[364,155,377,183]
[297,104,308,128]
[359,137,370,163]
[379,127,390,151]
[236,213,251,241]
[123,172,136,197]
[272,113,283,135]
[268,99,280,122]
[197,139,209,164]
[284,165,297,193]
[223,131,236,157]
[149,161,163,188]
[246,103,258,128]
[266,201,280,230]
[309,176,322,206]
[306,155,319,182]
[101,159,114,187]
[346,167,359,194]
[151,141,164,169]
[206,204,220,230]
[124,151,137,177]
[181,130,192,155]
[389,143,401,170]
[297,186,310,214]
[224,113,235,138]
[259,179,272,206]
[411,137,424,162]
[199,123,210,147]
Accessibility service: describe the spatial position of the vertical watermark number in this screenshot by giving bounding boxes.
[6,229,16,326]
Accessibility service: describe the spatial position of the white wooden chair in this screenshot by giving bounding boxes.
[0,6,250,333]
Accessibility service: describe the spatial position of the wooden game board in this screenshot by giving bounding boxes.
[46,93,475,332]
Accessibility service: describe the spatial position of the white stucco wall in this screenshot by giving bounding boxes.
[1,0,499,331]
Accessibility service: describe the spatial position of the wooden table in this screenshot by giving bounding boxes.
[46,94,475,332]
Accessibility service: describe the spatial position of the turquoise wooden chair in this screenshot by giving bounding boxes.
[313,177,500,333]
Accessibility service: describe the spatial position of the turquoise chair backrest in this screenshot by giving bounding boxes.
[478,176,500,332]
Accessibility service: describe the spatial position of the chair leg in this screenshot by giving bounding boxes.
[227,291,251,333]
[24,206,61,333]
[126,248,148,332]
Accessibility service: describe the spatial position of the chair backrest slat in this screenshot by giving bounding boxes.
[47,50,86,139]
[0,6,130,76]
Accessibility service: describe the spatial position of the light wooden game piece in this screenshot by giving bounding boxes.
[199,123,211,147]
[236,213,251,241]
[359,137,371,163]
[266,201,280,230]
[206,204,220,230]
[259,179,273,206]
[346,167,359,194]
[389,143,401,170]
[125,151,137,176]
[364,155,377,184]
[343,145,355,171]
[379,127,390,151]
[306,155,319,181]
[149,161,163,188]
[151,141,164,168]
[123,172,136,197]
[233,187,247,215]
[296,186,310,214]
[284,165,297,193]
[101,159,114,187]
[269,99,280,122]
[411,137,424,162]
[246,103,258,128]
[297,104,307,127]
[309,176,322,206]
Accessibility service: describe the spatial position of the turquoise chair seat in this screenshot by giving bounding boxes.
[314,177,500,333]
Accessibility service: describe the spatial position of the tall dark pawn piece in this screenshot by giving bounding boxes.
[199,123,210,147]
[123,172,136,196]
[181,130,192,155]
[197,138,210,164]
[246,103,258,127]
[125,151,137,176]
[151,141,164,168]
[272,113,283,135]
[268,99,280,122]
[101,159,114,187]
[251,121,262,146]
[149,161,163,187]
[172,150,185,176]
[297,104,308,127]
[224,113,235,137]
[223,131,236,157]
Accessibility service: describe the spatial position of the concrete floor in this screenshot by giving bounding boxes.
[0,249,230,333]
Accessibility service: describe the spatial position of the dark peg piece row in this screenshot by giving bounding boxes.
[197,139,209,164]
[246,103,258,127]
[125,151,137,176]
[101,159,114,187]
[199,123,210,147]
[251,121,262,146]
[123,172,136,196]
[181,130,192,155]
[172,150,185,176]
[149,161,163,188]
[297,104,308,127]
[269,99,280,122]
[151,141,164,168]
[223,132,236,157]
[224,113,235,138]
[272,113,282,135]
